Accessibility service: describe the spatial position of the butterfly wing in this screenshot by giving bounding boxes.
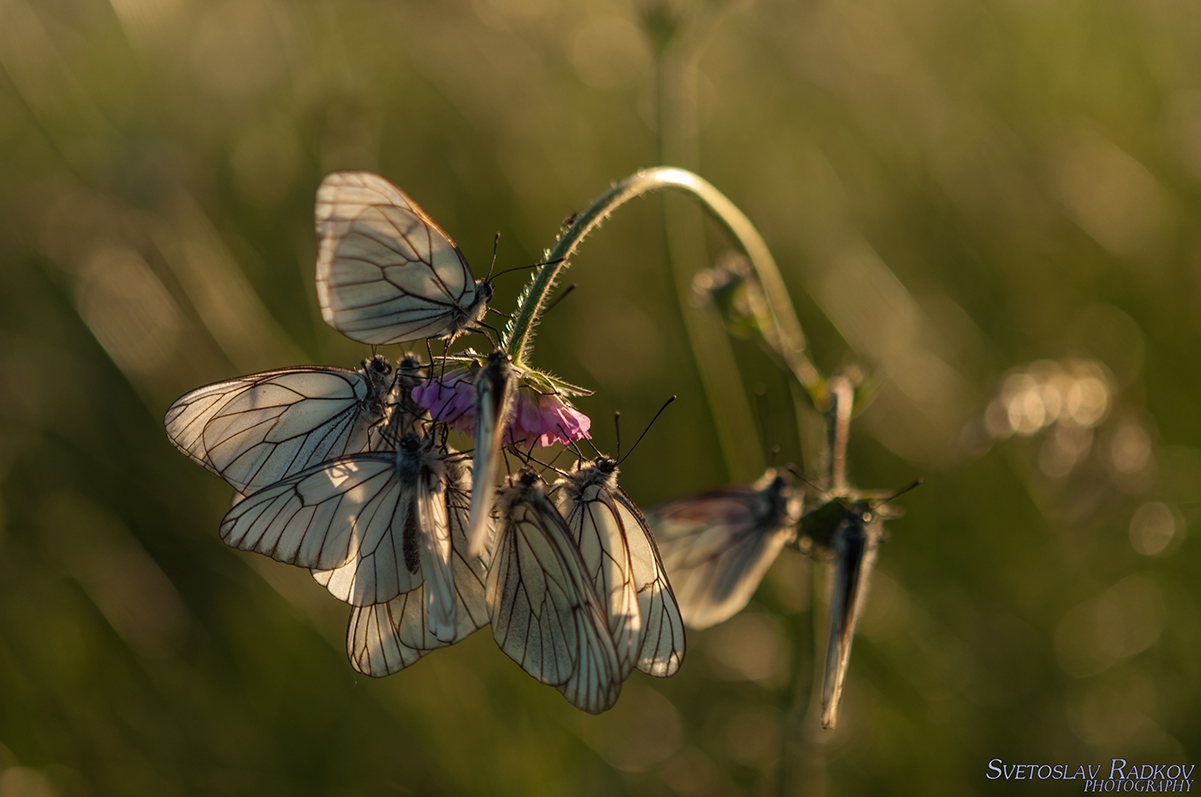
[221,454,424,603]
[488,482,621,714]
[466,352,515,559]
[820,508,881,729]
[648,486,794,630]
[417,465,456,642]
[613,491,686,677]
[315,171,479,345]
[165,366,386,496]
[345,477,489,676]
[559,482,642,679]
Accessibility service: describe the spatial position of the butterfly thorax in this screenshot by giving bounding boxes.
[751,469,803,530]
[395,433,445,486]
[360,355,394,411]
[563,456,619,499]
[472,279,494,313]
[497,468,546,515]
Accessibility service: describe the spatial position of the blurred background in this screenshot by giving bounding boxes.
[1,0,1199,793]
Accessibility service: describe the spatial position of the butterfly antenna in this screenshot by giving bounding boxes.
[618,395,677,465]
[485,232,501,281]
[523,450,569,479]
[785,464,823,492]
[879,478,924,505]
[542,283,577,317]
[614,411,622,460]
[490,262,543,281]
[567,438,587,466]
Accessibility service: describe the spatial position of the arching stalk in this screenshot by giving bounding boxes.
[503,168,823,408]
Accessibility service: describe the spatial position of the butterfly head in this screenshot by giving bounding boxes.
[397,354,424,376]
[557,455,618,501]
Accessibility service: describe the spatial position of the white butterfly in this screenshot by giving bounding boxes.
[164,355,396,498]
[488,470,622,714]
[220,434,462,641]
[465,351,515,559]
[555,457,686,678]
[646,468,802,630]
[345,457,492,676]
[315,171,493,346]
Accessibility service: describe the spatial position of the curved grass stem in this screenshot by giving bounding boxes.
[503,168,823,405]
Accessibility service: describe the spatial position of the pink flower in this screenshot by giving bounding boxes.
[411,367,592,448]
[512,391,592,447]
[411,367,476,433]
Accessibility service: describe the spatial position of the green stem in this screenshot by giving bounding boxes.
[503,167,819,392]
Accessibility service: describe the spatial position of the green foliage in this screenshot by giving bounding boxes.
[0,0,1199,794]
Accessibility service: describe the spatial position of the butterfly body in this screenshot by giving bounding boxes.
[818,499,884,729]
[555,457,686,678]
[347,454,491,676]
[316,171,492,345]
[488,470,622,714]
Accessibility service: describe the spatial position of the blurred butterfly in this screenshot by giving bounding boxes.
[164,355,396,498]
[489,470,622,714]
[817,499,882,729]
[555,456,686,678]
[345,456,491,676]
[221,433,463,641]
[315,171,493,346]
[465,350,515,559]
[803,481,916,729]
[647,467,802,630]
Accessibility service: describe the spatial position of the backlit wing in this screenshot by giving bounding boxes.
[315,171,477,345]
[345,485,489,676]
[487,489,621,714]
[165,366,385,496]
[613,492,686,677]
[647,488,794,630]
[417,470,456,642]
[220,455,424,604]
[559,484,642,679]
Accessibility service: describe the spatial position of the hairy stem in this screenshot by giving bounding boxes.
[504,168,821,402]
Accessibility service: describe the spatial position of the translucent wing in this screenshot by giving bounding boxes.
[315,171,487,345]
[612,492,686,677]
[417,470,456,642]
[556,458,685,679]
[820,505,881,729]
[559,481,642,679]
[488,473,621,714]
[222,437,458,609]
[220,454,417,589]
[164,358,393,496]
[346,477,490,676]
[648,469,800,631]
[466,352,515,559]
